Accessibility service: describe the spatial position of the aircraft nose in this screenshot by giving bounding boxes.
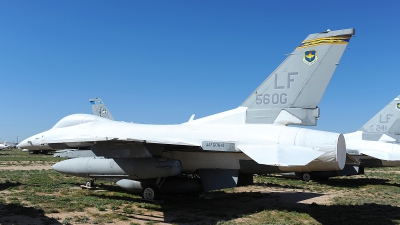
[17,139,31,149]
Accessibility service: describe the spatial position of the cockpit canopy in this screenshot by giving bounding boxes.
[52,114,110,129]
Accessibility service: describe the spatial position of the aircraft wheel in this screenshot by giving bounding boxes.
[301,173,311,182]
[86,180,94,188]
[142,185,159,200]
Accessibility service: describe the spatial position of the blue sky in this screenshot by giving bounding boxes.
[1,1,400,142]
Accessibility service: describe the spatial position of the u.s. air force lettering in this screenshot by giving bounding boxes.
[202,141,236,152]
[368,124,387,132]
[256,93,287,105]
[255,72,298,105]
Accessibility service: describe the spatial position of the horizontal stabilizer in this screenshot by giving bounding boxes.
[360,150,400,161]
[378,134,396,143]
[273,110,302,126]
[345,153,360,165]
[239,145,324,166]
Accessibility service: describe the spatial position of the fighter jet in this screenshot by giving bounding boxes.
[18,98,114,155]
[284,96,400,181]
[0,141,11,150]
[19,28,355,200]
[345,95,400,167]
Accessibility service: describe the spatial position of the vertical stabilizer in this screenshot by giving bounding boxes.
[358,95,400,142]
[241,28,355,125]
[89,98,115,120]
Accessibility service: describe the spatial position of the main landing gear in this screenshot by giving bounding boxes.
[301,173,311,182]
[141,177,166,200]
[142,185,159,200]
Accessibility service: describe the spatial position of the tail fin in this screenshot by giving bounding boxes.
[241,28,355,125]
[358,95,400,142]
[89,98,115,120]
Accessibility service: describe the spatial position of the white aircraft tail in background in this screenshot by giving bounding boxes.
[17,98,114,153]
[89,98,114,120]
[345,95,400,167]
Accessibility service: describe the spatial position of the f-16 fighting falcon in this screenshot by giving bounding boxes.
[18,28,355,200]
[0,141,11,150]
[287,95,400,182]
[345,95,400,167]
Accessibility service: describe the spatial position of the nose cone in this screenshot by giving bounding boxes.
[17,133,52,150]
[52,160,78,175]
[52,158,90,177]
[17,138,32,149]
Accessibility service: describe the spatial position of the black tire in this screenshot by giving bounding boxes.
[142,185,159,200]
[302,173,311,182]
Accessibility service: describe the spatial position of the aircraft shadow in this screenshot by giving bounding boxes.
[158,191,400,225]
[0,203,62,225]
[260,175,400,189]
[94,190,143,203]
[0,181,61,224]
[316,177,400,189]
[0,181,21,191]
[81,183,400,224]
[254,180,304,190]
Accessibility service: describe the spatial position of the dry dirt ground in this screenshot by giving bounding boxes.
[0,161,54,170]
[0,164,344,225]
[0,165,52,171]
[38,189,336,225]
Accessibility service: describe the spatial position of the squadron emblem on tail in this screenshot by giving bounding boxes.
[303,50,318,66]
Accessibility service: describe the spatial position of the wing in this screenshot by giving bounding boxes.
[359,150,400,161]
[46,136,324,166]
[47,136,200,147]
[46,136,202,158]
